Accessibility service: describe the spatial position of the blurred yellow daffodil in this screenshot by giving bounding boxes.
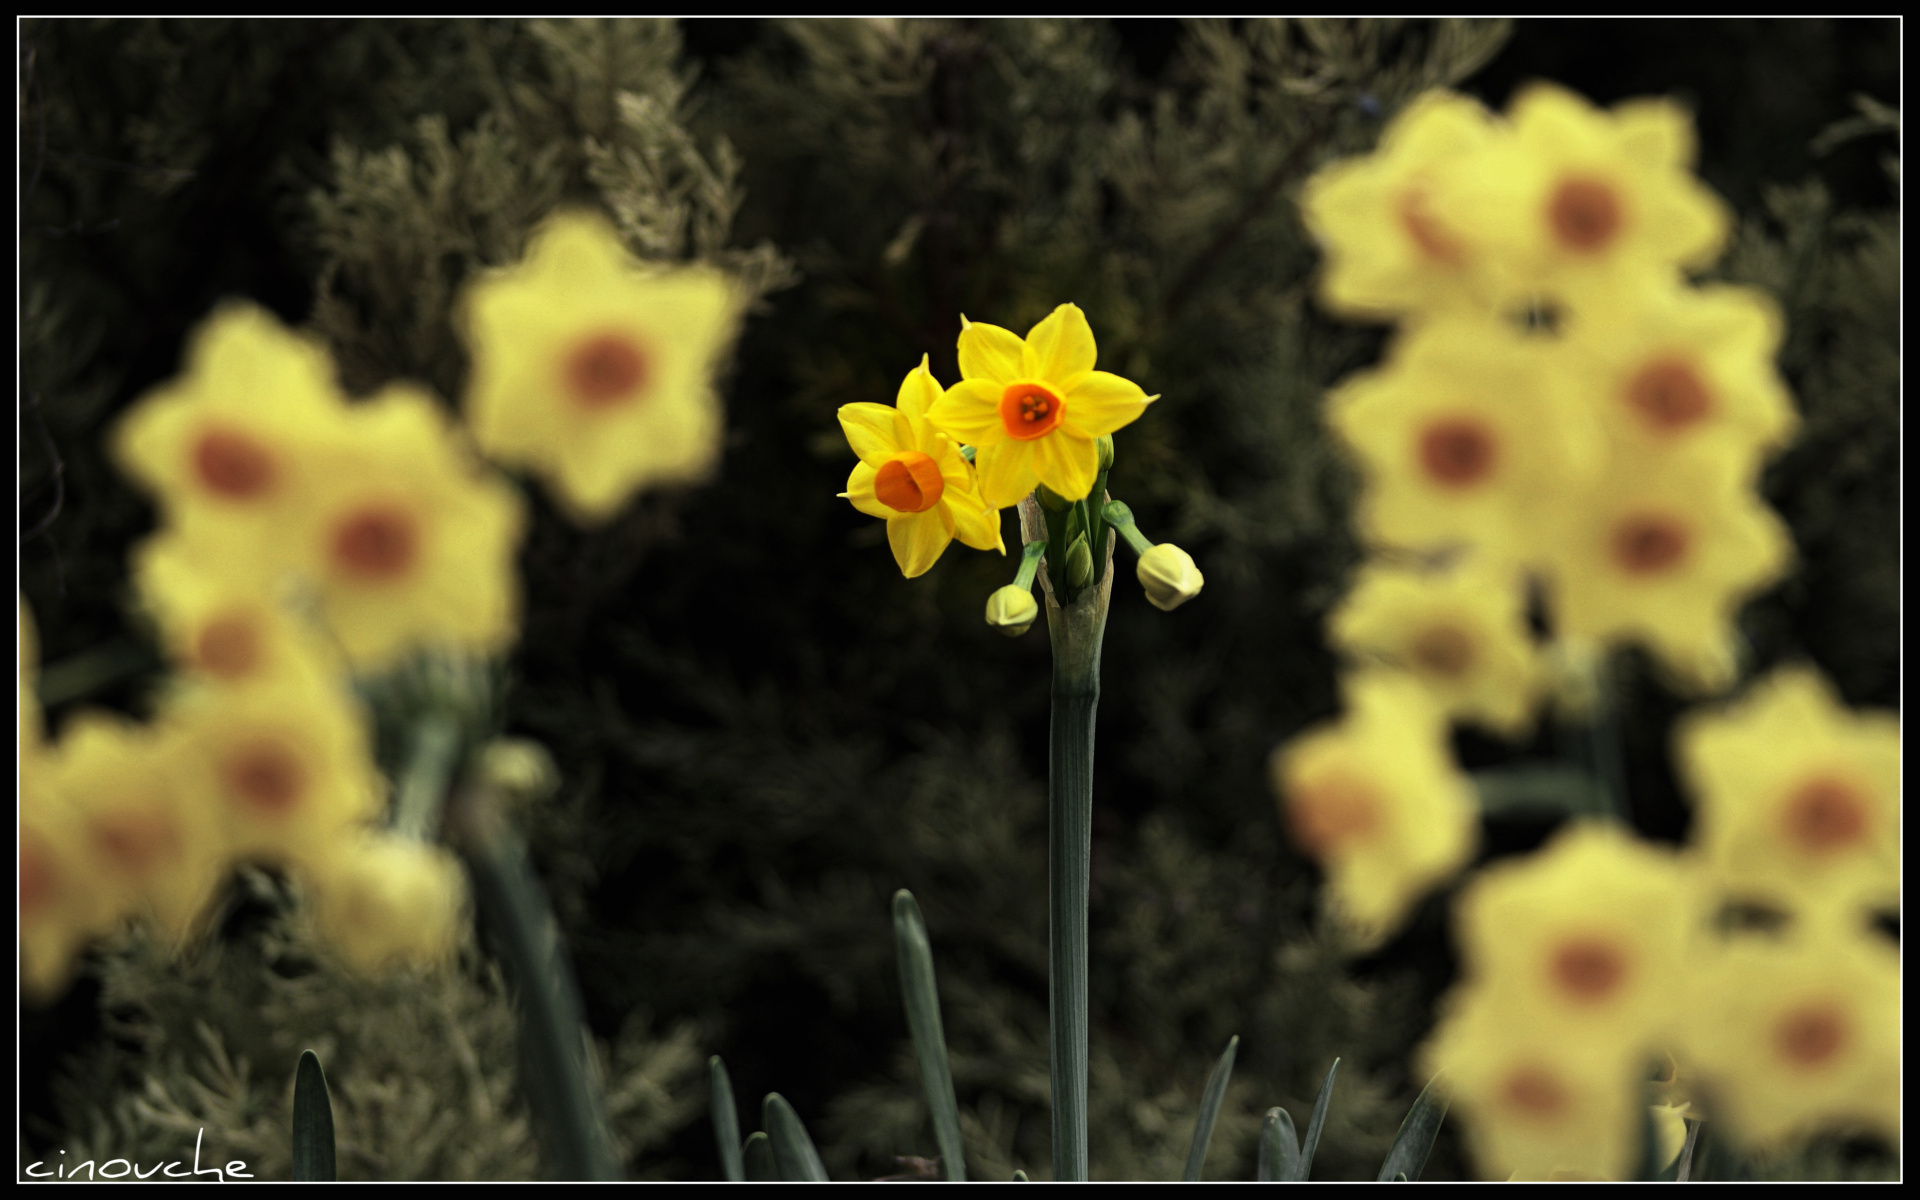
[307,833,468,975]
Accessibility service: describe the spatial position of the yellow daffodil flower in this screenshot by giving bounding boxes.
[1301,90,1503,321]
[51,711,229,944]
[461,209,739,523]
[927,304,1155,509]
[1270,672,1478,945]
[21,793,122,1002]
[1328,556,1541,737]
[111,302,355,588]
[1679,931,1898,1149]
[839,355,1004,578]
[1537,451,1790,694]
[294,384,525,671]
[170,675,384,871]
[1326,314,1597,560]
[307,833,467,975]
[1559,282,1799,472]
[1433,83,1731,310]
[132,533,341,689]
[1454,822,1696,1053]
[1674,666,1898,912]
[1421,983,1643,1182]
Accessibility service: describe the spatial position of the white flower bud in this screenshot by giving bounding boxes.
[1137,544,1203,612]
[985,585,1039,636]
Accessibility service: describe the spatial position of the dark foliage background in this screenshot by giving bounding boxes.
[18,17,1898,1181]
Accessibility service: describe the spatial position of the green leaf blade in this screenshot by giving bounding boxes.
[742,1131,775,1182]
[1256,1106,1299,1182]
[1375,1073,1449,1181]
[892,889,966,1181]
[710,1056,744,1182]
[291,1049,337,1183]
[1291,1057,1340,1181]
[764,1093,829,1182]
[1181,1034,1239,1181]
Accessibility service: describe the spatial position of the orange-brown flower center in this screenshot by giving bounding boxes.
[1410,623,1476,678]
[1609,513,1689,577]
[90,809,182,877]
[563,332,652,411]
[1781,775,1868,855]
[20,837,57,916]
[331,504,420,583]
[1550,935,1628,1004]
[1548,177,1623,254]
[1398,184,1463,265]
[1501,1065,1570,1120]
[999,382,1065,441]
[1287,773,1382,859]
[194,611,264,680]
[1417,418,1498,488]
[1774,1002,1848,1068]
[193,428,278,501]
[224,739,307,817]
[1627,358,1714,433]
[874,451,946,514]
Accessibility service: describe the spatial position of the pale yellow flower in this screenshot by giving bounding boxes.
[21,794,121,1002]
[306,834,467,974]
[132,532,340,689]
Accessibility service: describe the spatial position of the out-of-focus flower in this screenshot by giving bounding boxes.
[1674,667,1898,912]
[928,304,1154,509]
[1537,451,1790,695]
[1455,822,1696,1052]
[1434,83,1731,307]
[295,384,525,671]
[110,303,353,586]
[1561,283,1798,470]
[839,356,1004,578]
[51,712,228,943]
[461,209,738,523]
[1271,672,1478,945]
[1301,90,1503,320]
[307,834,467,974]
[21,794,122,1002]
[132,533,339,688]
[172,676,384,871]
[1136,543,1203,612]
[1326,315,1596,560]
[1328,557,1540,737]
[1680,931,1898,1148]
[1422,984,1643,1181]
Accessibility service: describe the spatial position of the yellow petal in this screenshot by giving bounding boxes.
[928,378,1007,446]
[1030,431,1099,501]
[896,353,943,420]
[838,403,908,467]
[888,508,954,578]
[1022,303,1098,384]
[843,461,893,520]
[975,439,1039,510]
[1062,371,1153,439]
[958,321,1026,384]
[947,488,1006,553]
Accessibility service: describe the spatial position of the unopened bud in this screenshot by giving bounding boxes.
[985,585,1039,637]
[1137,544,1203,612]
[1064,532,1096,592]
[477,738,558,804]
[1096,434,1115,472]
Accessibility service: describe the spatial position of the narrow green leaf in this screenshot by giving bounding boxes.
[1470,764,1611,819]
[1291,1058,1340,1181]
[892,890,966,1181]
[1180,1035,1239,1181]
[1256,1106,1298,1182]
[710,1056,743,1182]
[764,1093,829,1182]
[742,1132,775,1182]
[1011,1169,1029,1181]
[291,1049,336,1182]
[1374,1073,1449,1181]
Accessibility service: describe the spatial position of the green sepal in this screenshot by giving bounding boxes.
[291,1049,337,1182]
[1292,1057,1340,1181]
[1256,1106,1299,1182]
[710,1056,744,1182]
[1374,1073,1448,1181]
[764,1093,829,1181]
[1181,1035,1239,1181]
[892,890,966,1181]
[742,1132,775,1182]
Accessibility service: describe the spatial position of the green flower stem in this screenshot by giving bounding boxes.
[447,781,623,1181]
[392,712,461,841]
[1019,492,1114,1182]
[1011,538,1049,591]
[1100,501,1154,559]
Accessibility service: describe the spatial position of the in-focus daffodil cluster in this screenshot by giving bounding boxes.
[20,209,741,998]
[1271,85,1896,1179]
[835,304,1204,624]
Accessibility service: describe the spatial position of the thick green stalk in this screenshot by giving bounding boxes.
[1020,493,1113,1182]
